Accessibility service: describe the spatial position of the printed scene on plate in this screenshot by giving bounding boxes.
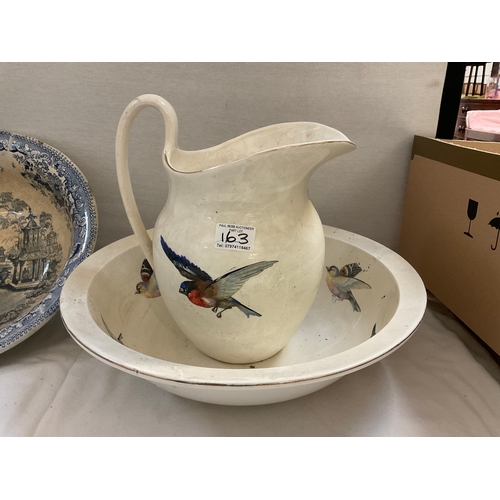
[0,152,72,329]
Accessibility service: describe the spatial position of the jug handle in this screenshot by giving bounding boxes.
[116,94,178,267]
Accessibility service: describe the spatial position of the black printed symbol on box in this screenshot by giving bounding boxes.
[489,212,500,251]
[464,198,478,238]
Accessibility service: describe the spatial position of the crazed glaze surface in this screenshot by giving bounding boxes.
[116,94,356,363]
[60,226,427,406]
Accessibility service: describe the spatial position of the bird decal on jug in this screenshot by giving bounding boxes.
[160,236,277,318]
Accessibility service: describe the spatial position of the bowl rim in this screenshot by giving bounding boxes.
[0,131,98,351]
[60,225,426,387]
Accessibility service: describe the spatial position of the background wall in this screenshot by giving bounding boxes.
[0,62,446,251]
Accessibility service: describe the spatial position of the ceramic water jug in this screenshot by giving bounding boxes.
[116,94,355,364]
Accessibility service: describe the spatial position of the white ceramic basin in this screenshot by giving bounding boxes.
[60,226,426,406]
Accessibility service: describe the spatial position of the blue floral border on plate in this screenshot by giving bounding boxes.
[0,131,98,351]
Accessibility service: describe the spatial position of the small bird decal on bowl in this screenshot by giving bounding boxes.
[326,263,371,312]
[160,236,277,318]
[135,259,161,298]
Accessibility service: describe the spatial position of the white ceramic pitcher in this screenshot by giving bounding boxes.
[116,94,355,364]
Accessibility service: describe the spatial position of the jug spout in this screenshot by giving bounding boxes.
[166,121,355,178]
[276,123,356,183]
[163,122,356,209]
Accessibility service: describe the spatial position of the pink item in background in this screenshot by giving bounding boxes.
[466,109,500,134]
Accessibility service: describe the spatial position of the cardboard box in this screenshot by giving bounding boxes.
[399,136,500,355]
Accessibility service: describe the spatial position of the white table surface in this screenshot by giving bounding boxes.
[1,294,499,437]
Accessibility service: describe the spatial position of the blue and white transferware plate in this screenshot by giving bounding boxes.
[0,131,98,352]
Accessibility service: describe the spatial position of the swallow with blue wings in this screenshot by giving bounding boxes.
[326,262,371,312]
[160,236,277,318]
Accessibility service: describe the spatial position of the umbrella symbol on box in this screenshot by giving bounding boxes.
[489,212,500,250]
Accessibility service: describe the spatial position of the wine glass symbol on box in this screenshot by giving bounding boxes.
[464,198,478,238]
